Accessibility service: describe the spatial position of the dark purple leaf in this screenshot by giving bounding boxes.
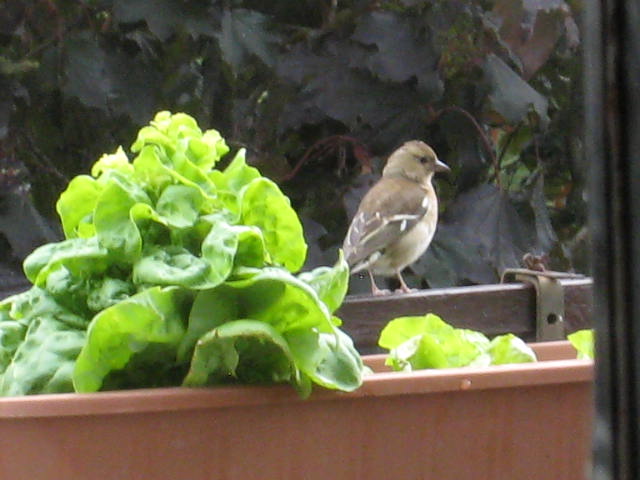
[483,54,549,126]
[216,9,280,73]
[491,0,577,79]
[416,182,556,285]
[350,11,442,96]
[62,34,159,122]
[113,0,215,40]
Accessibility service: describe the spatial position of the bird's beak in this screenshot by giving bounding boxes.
[435,158,450,173]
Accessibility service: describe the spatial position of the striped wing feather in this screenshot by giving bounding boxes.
[343,177,429,270]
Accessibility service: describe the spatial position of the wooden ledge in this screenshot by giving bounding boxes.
[338,278,593,353]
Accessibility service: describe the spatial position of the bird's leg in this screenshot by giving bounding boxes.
[368,270,390,296]
[396,271,416,294]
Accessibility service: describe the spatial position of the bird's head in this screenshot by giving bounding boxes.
[382,140,450,185]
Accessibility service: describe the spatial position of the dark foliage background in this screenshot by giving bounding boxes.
[0,0,586,294]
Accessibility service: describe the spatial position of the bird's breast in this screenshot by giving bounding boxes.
[369,207,438,275]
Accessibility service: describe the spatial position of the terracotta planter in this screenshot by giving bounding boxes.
[0,341,592,480]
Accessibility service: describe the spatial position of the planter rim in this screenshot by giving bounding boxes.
[0,341,592,419]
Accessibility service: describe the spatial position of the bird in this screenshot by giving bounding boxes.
[342,140,450,295]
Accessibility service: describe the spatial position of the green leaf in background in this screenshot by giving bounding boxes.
[487,334,537,365]
[567,329,595,360]
[378,313,453,350]
[130,111,227,195]
[183,320,308,396]
[379,313,537,371]
[224,268,334,333]
[175,264,366,396]
[209,149,261,220]
[240,177,307,272]
[0,300,26,372]
[73,286,190,393]
[132,145,176,197]
[187,129,230,172]
[43,266,94,316]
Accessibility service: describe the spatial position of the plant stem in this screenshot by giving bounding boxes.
[281,135,367,182]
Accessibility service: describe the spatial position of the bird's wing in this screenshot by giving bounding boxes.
[343,177,430,270]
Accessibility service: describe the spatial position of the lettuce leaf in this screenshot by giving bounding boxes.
[183,320,310,396]
[23,237,110,286]
[567,329,595,360]
[487,334,537,365]
[0,288,88,396]
[285,327,363,392]
[297,250,349,314]
[379,313,537,371]
[56,175,102,239]
[73,286,191,393]
[179,267,335,360]
[240,177,307,272]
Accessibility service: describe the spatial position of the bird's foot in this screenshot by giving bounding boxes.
[371,287,392,296]
[395,287,418,294]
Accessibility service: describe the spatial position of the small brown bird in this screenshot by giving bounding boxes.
[343,140,450,295]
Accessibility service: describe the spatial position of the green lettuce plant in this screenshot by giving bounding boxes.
[378,313,537,371]
[0,112,363,398]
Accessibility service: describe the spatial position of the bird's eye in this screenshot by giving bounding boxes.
[419,156,429,165]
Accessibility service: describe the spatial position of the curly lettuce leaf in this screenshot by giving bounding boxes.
[91,146,134,178]
[179,267,334,361]
[133,246,214,288]
[211,148,261,193]
[0,288,88,396]
[155,184,205,229]
[183,319,309,396]
[487,334,537,365]
[23,237,110,287]
[285,327,363,392]
[73,286,190,393]
[93,173,152,261]
[130,111,227,193]
[56,175,102,239]
[240,177,307,272]
[0,317,86,396]
[298,250,349,314]
[86,277,134,312]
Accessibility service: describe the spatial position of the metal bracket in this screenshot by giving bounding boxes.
[501,268,581,341]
